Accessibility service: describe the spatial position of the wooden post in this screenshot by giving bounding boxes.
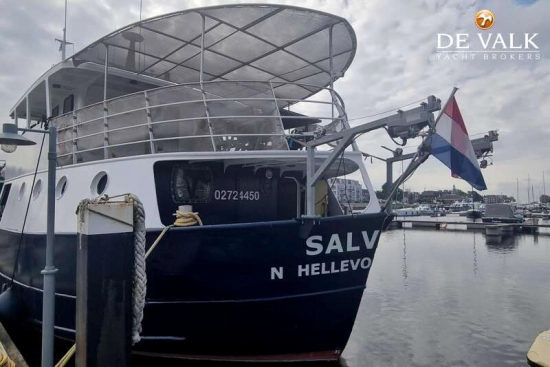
[76,201,134,367]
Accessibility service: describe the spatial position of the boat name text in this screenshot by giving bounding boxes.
[269,230,379,280]
[305,230,379,256]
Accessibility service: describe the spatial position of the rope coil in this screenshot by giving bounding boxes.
[0,352,15,367]
[125,194,147,345]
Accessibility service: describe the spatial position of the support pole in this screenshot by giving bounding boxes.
[76,201,134,367]
[306,147,316,216]
[26,97,30,128]
[386,161,392,200]
[103,44,109,159]
[41,124,57,367]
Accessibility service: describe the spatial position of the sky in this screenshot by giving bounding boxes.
[0,0,548,203]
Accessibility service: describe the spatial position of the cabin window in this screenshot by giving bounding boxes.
[91,171,109,196]
[32,179,43,200]
[171,165,213,204]
[0,184,12,219]
[51,106,59,118]
[63,95,74,114]
[55,176,68,199]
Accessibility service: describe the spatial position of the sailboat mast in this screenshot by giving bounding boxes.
[544,171,546,196]
[528,174,531,203]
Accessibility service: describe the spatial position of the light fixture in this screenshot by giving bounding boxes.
[1,145,17,153]
[0,123,36,146]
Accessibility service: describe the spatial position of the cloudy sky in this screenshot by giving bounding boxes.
[0,0,548,202]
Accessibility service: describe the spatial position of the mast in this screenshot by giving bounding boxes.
[544,171,546,196]
[55,0,73,60]
[528,174,531,203]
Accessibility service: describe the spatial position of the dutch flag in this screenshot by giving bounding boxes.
[429,96,487,190]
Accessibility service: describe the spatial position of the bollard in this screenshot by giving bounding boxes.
[76,201,134,367]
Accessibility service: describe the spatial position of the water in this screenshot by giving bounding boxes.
[342,228,550,367]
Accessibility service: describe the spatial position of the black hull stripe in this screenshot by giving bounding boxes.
[0,270,76,299]
[146,284,367,304]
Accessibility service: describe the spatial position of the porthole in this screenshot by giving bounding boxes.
[32,179,42,200]
[91,171,108,196]
[55,176,68,200]
[18,182,26,200]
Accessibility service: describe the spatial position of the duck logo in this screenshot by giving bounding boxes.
[475,10,494,30]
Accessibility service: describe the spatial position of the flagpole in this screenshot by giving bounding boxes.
[382,86,460,211]
[431,86,459,130]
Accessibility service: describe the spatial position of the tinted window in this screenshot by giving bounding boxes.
[63,95,74,113]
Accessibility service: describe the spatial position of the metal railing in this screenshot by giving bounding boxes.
[53,80,348,166]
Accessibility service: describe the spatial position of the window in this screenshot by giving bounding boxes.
[51,105,59,118]
[63,95,74,114]
[171,165,212,203]
[0,184,12,220]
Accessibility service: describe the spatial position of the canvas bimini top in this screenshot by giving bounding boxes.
[71,4,356,101]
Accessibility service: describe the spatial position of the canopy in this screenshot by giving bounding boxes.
[71,4,356,101]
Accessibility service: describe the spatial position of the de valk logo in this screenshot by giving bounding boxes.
[475,10,495,30]
[436,10,540,61]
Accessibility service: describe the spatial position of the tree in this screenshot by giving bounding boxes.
[381,182,403,201]
[470,191,484,202]
[454,189,467,197]
[541,195,550,203]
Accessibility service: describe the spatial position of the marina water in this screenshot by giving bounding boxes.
[343,223,550,367]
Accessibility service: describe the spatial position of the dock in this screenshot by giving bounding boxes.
[390,218,545,234]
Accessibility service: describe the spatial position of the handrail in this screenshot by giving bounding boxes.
[56,97,337,133]
[53,80,348,166]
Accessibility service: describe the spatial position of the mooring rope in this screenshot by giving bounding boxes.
[0,351,15,367]
[125,194,147,345]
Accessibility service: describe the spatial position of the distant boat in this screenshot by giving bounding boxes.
[466,209,482,220]
[449,200,473,213]
[417,205,434,216]
[482,204,524,224]
[394,208,420,217]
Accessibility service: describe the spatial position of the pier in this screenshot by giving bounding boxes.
[390,218,545,236]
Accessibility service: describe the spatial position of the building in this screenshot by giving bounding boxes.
[484,195,508,204]
[327,178,365,203]
[439,194,465,205]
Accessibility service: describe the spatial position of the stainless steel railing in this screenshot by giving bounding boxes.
[53,80,347,166]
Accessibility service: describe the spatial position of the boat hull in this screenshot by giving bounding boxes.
[481,217,523,224]
[0,212,389,361]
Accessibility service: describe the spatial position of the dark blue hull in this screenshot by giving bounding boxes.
[0,213,389,361]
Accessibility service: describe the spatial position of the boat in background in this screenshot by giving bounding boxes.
[466,208,482,220]
[394,208,420,217]
[417,205,434,216]
[482,204,524,224]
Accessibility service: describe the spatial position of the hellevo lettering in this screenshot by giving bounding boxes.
[436,33,541,61]
[270,230,379,280]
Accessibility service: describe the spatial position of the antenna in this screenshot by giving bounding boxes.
[55,0,73,60]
